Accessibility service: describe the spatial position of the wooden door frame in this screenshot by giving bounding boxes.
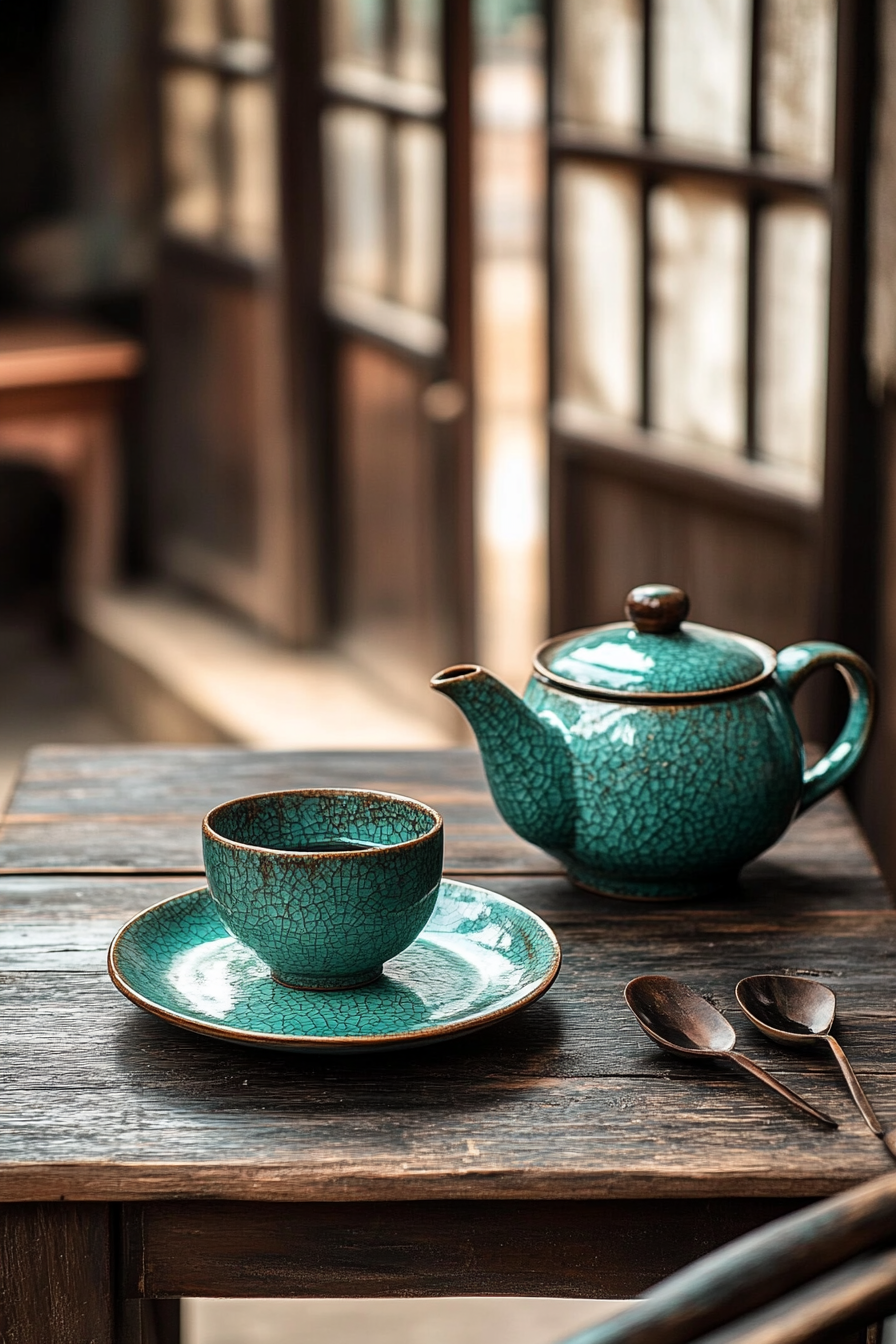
[817,0,881,671]
[311,0,476,659]
[147,0,327,643]
[275,0,328,637]
[444,0,475,661]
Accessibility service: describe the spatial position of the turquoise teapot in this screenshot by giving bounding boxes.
[432,584,875,901]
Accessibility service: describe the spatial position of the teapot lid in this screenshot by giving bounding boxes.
[534,585,776,702]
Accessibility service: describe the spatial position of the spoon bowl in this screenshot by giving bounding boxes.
[736,974,835,1040]
[624,975,837,1127]
[736,973,888,1148]
[625,975,736,1055]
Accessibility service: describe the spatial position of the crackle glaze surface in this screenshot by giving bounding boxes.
[108,881,562,1052]
[203,790,443,989]
[506,679,802,898]
[434,640,875,900]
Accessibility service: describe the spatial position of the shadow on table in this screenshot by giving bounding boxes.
[110,986,568,1118]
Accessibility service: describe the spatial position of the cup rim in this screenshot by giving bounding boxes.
[202,787,443,859]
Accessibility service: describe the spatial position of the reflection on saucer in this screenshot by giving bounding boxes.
[109,880,561,1053]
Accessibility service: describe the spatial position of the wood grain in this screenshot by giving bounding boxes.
[0,749,884,898]
[0,1203,112,1343]
[0,748,556,874]
[133,1198,806,1299]
[2,745,896,1319]
[2,870,896,1202]
[119,1300,182,1344]
[565,1172,896,1344]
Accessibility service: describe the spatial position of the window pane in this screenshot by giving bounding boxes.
[322,107,388,297]
[650,184,746,452]
[163,0,220,52]
[223,79,278,259]
[162,69,222,240]
[556,0,642,135]
[756,205,830,478]
[395,0,442,89]
[761,0,836,168]
[325,0,388,73]
[556,164,640,422]
[652,0,750,154]
[395,122,444,314]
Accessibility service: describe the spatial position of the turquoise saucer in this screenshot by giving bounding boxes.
[108,880,561,1052]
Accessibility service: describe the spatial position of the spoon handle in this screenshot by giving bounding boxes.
[727,1051,838,1127]
[826,1035,884,1136]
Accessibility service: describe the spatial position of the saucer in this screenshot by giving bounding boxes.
[108,880,561,1052]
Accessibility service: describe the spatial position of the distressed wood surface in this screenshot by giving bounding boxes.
[1,748,895,1221]
[0,1203,113,1343]
[132,1198,808,1300]
[0,748,885,898]
[3,871,896,1201]
[0,748,555,874]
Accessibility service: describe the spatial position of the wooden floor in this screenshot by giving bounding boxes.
[76,586,458,748]
[182,1295,625,1344]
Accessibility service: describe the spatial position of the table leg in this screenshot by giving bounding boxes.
[120,1299,181,1344]
[75,410,119,590]
[0,1202,114,1343]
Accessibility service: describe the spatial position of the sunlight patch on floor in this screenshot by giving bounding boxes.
[184,1296,629,1344]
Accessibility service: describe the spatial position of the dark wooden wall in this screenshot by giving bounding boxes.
[856,396,896,890]
[551,444,818,655]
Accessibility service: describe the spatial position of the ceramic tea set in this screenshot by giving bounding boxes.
[109,788,562,1053]
[109,583,876,1057]
[432,583,875,901]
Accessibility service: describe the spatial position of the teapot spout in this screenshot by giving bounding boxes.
[431,665,574,851]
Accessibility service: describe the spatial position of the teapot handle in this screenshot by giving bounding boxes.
[776,642,876,814]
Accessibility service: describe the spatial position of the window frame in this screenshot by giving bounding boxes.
[546,0,876,655]
[312,0,476,662]
[548,0,851,497]
[318,0,472,370]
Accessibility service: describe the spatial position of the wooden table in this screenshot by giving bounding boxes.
[2,746,896,1343]
[0,318,142,594]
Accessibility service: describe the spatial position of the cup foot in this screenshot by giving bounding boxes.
[270,964,384,992]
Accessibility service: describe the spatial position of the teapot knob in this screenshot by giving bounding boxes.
[625,584,690,634]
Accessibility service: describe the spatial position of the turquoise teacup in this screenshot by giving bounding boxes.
[202,789,444,990]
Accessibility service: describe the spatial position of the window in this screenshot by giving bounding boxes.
[321,0,447,352]
[160,0,279,263]
[552,0,838,491]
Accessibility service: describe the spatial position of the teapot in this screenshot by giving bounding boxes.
[431,584,875,901]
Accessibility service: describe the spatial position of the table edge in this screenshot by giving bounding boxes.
[0,1163,888,1203]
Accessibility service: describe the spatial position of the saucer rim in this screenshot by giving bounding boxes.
[107,880,562,1051]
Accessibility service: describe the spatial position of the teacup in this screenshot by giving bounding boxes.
[202,788,444,990]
